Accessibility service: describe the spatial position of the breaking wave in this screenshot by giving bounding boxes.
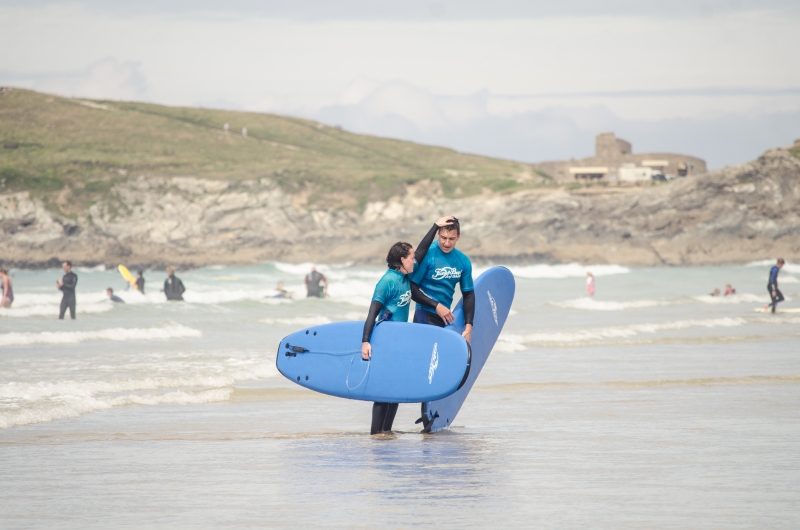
[553,298,671,311]
[506,263,630,279]
[0,324,201,347]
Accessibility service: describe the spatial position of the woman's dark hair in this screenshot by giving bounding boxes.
[386,242,413,270]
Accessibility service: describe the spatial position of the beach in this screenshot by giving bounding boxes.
[1,262,799,528]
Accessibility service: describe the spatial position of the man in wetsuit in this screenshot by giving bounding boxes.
[57,261,78,319]
[305,266,328,298]
[409,217,475,431]
[136,270,145,294]
[164,267,186,301]
[765,258,785,313]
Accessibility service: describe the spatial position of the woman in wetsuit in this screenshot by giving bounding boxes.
[0,268,13,308]
[362,216,456,435]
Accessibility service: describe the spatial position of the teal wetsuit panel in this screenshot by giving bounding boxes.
[372,269,412,322]
[410,242,474,314]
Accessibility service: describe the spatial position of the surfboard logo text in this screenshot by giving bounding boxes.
[431,267,462,280]
[488,290,498,325]
[398,290,411,307]
[428,343,439,384]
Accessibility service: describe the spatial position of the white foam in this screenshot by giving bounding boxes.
[0,324,201,347]
[745,260,800,273]
[780,276,799,284]
[520,317,749,345]
[0,354,278,428]
[553,298,669,311]
[693,293,773,304]
[261,316,332,326]
[507,263,630,279]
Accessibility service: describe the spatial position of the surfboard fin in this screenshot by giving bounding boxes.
[416,411,438,433]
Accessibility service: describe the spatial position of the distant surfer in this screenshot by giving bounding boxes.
[0,268,13,308]
[724,284,736,296]
[305,266,328,298]
[106,288,125,303]
[362,216,457,435]
[409,217,475,432]
[164,267,186,301]
[136,270,145,294]
[57,261,78,319]
[274,281,292,299]
[764,258,785,313]
[586,271,595,297]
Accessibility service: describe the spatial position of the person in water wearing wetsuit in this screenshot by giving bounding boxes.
[764,258,785,313]
[136,270,145,294]
[305,267,328,298]
[164,267,186,301]
[0,268,13,308]
[106,288,125,303]
[409,217,475,432]
[362,216,457,435]
[0,269,14,307]
[57,261,78,319]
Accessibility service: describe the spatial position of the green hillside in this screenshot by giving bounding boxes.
[0,88,539,210]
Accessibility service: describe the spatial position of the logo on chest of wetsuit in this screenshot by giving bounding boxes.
[428,342,439,384]
[488,290,498,325]
[431,267,462,280]
[398,290,411,307]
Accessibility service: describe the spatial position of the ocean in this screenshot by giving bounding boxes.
[1,261,799,528]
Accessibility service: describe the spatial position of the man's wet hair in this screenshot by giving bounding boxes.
[778,258,785,265]
[438,217,460,236]
[106,287,113,293]
[137,270,143,275]
[386,242,413,270]
[63,260,72,267]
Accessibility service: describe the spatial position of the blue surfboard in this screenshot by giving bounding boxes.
[418,266,515,433]
[276,321,471,403]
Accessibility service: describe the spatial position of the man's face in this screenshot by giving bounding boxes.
[778,262,784,269]
[438,228,460,253]
[62,262,70,272]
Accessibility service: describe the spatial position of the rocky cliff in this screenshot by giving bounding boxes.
[1,148,799,268]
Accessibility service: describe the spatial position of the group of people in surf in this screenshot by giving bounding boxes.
[361,215,474,435]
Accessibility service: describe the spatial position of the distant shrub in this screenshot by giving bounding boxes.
[0,166,64,191]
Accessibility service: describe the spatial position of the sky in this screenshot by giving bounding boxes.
[1,0,799,168]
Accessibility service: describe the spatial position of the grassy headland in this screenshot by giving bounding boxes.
[0,88,540,212]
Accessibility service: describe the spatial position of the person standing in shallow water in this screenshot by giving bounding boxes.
[164,267,186,301]
[764,258,785,313]
[136,270,145,294]
[57,261,78,319]
[586,272,595,297]
[305,266,328,298]
[0,268,13,308]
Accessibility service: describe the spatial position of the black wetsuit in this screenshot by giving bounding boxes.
[363,223,442,435]
[136,276,145,294]
[109,294,125,303]
[164,274,185,301]
[768,265,783,313]
[59,271,78,319]
[305,271,326,298]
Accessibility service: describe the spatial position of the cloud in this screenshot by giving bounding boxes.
[2,57,148,101]
[295,79,800,168]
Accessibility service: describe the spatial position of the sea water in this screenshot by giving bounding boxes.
[1,261,799,528]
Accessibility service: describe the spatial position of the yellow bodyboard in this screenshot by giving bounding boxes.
[118,265,138,290]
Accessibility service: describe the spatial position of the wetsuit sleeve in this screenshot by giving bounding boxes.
[462,290,475,326]
[414,223,439,264]
[411,281,438,309]
[362,300,384,343]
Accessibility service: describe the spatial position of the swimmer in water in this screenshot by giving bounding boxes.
[586,272,595,297]
[106,288,125,303]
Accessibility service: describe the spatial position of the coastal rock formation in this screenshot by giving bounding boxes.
[1,149,798,268]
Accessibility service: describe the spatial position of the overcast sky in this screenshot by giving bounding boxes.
[2,0,799,168]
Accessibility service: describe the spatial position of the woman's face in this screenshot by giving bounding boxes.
[399,249,416,275]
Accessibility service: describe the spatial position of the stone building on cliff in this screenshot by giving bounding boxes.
[532,132,706,183]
